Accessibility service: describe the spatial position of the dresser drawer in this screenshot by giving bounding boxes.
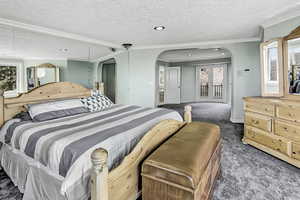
[245,113,272,132]
[292,143,300,161]
[244,101,275,116]
[274,120,300,142]
[276,104,300,122]
[245,126,288,155]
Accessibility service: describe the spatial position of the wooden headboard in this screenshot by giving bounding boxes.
[0,82,104,126]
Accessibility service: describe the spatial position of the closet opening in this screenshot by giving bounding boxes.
[98,58,116,103]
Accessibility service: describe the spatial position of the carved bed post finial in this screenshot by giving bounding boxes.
[91,148,109,200]
[184,105,192,123]
[0,89,4,127]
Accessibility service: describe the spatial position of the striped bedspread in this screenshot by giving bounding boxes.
[0,104,182,197]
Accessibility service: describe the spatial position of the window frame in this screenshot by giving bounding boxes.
[0,61,23,98]
[260,38,284,97]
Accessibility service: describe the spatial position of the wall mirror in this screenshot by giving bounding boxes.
[284,26,300,97]
[260,39,283,96]
[27,63,59,91]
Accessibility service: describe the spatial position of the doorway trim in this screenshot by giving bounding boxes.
[97,58,117,103]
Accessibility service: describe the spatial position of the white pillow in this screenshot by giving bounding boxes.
[27,99,88,121]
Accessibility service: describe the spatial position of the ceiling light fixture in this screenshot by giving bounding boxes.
[59,48,68,52]
[154,26,166,31]
[188,53,192,57]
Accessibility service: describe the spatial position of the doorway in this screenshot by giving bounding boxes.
[196,64,227,102]
[156,48,232,105]
[165,67,181,104]
[99,58,116,103]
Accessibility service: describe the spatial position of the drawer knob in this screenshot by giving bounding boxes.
[288,113,294,117]
[251,119,258,123]
[283,127,288,131]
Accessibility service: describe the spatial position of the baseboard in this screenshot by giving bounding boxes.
[230,117,244,123]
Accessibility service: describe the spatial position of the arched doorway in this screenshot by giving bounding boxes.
[156,48,232,105]
[98,58,116,103]
[156,48,233,121]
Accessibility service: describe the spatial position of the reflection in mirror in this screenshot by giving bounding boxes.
[261,40,283,96]
[27,63,59,91]
[288,38,300,95]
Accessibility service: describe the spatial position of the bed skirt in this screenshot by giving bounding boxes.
[0,143,89,200]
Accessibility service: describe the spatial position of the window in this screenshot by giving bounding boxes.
[261,39,283,96]
[0,62,22,97]
[267,47,278,82]
[158,65,165,104]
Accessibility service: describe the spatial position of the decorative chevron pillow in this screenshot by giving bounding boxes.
[81,93,113,112]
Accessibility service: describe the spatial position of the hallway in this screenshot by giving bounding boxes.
[160,102,231,122]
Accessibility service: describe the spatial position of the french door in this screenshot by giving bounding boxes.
[196,64,227,102]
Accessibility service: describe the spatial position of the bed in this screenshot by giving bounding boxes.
[0,82,192,200]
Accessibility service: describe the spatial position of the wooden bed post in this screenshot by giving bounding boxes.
[184,105,192,123]
[0,90,4,127]
[91,148,109,200]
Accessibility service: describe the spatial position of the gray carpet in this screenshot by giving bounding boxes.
[160,102,231,122]
[1,103,300,200]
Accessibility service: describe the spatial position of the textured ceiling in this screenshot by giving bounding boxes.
[0,24,111,60]
[0,0,300,60]
[158,48,231,62]
[0,0,300,48]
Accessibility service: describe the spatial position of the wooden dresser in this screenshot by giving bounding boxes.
[243,97,300,168]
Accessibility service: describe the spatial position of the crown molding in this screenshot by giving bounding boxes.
[0,56,68,61]
[93,37,261,61]
[131,37,261,50]
[92,51,124,63]
[261,4,300,28]
[0,17,121,49]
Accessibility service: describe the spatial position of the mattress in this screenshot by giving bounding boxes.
[0,104,182,200]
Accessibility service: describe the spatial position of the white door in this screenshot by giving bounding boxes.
[196,64,227,102]
[165,67,181,104]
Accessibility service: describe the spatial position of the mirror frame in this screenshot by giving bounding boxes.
[27,63,60,91]
[260,38,284,97]
[283,26,300,99]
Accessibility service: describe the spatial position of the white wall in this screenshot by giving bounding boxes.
[93,41,261,122]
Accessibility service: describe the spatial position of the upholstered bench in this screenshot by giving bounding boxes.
[141,122,221,200]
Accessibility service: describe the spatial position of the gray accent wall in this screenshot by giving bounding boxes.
[67,60,94,88]
[96,42,261,123]
[264,16,300,41]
